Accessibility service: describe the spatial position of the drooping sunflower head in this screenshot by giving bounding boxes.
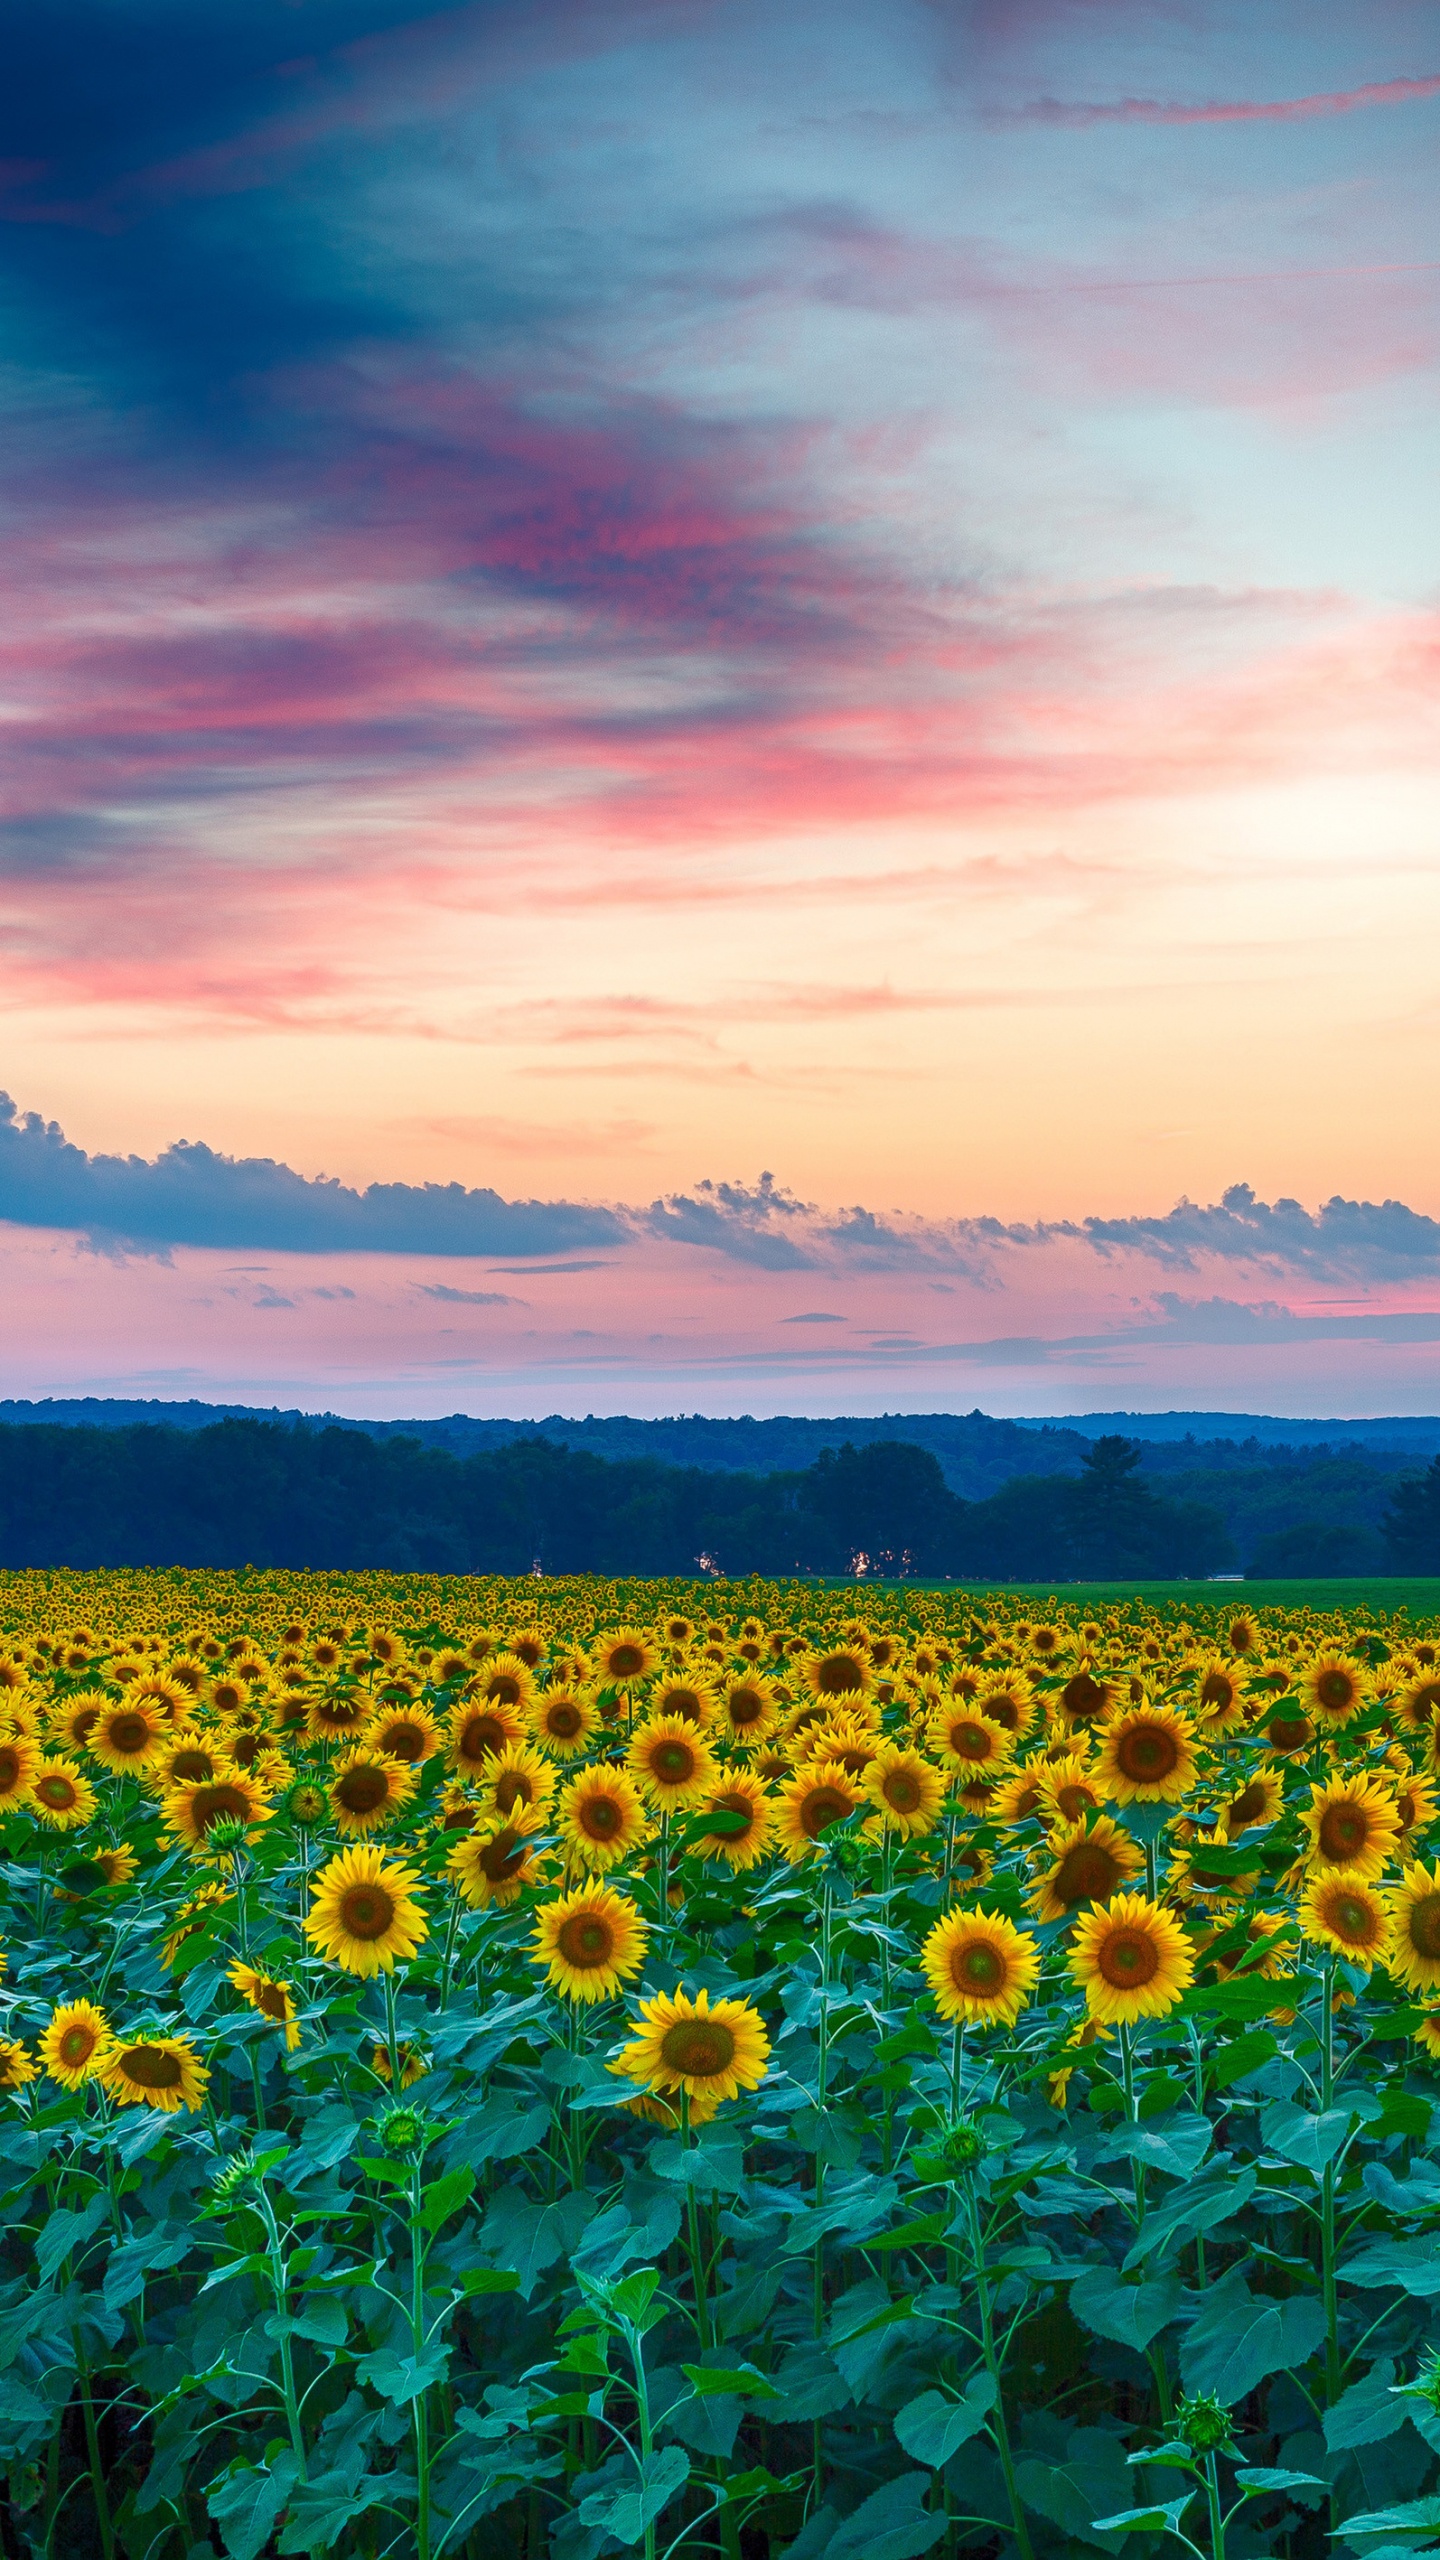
[862,1744,946,1839]
[1388,1861,1440,1994]
[1038,1753,1105,1829]
[1027,1813,1145,1923]
[1095,1704,1198,1806]
[990,1759,1049,1828]
[40,2000,115,2090]
[1222,1766,1284,1838]
[101,2034,210,2114]
[531,1882,648,2003]
[626,1715,720,1810]
[448,1807,550,1908]
[157,1732,221,1790]
[774,1759,863,1863]
[56,1843,138,1898]
[1299,1867,1392,1971]
[304,1690,370,1743]
[594,1630,660,1690]
[327,1748,416,1839]
[228,1964,301,2051]
[529,1685,600,1758]
[30,1757,97,1831]
[305,1844,429,1978]
[1196,1907,1296,1985]
[1393,1766,1439,1844]
[690,1775,775,1870]
[1262,1704,1316,1757]
[1069,1891,1195,2025]
[558,1765,649,1872]
[921,1906,1041,2028]
[1301,1774,1401,1880]
[163,1766,273,1859]
[615,1986,771,2103]
[1299,1653,1370,1730]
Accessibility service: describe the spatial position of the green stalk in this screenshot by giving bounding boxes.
[1119,2024,1172,2424]
[1201,2449,1226,2560]
[811,1872,834,2507]
[71,2331,115,2560]
[411,2155,433,2560]
[1319,1951,1341,2406]
[383,1968,405,2094]
[681,2098,741,2560]
[253,2180,308,2482]
[963,2174,1034,2560]
[624,2318,657,2560]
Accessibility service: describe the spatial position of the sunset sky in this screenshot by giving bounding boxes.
[3,0,1439,1417]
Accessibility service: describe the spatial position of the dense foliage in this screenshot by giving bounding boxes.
[5,1571,1440,2559]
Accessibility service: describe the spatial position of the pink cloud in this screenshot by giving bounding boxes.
[1018,73,1440,127]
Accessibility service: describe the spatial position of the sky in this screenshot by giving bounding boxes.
[2,0,1439,1419]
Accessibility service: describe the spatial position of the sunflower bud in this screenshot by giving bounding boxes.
[379,2106,426,2157]
[1177,2392,1232,2454]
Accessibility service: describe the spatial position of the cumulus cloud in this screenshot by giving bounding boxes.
[0,1097,624,1259]
[1069,1184,1440,1283]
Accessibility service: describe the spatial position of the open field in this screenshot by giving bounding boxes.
[3,1571,1440,2558]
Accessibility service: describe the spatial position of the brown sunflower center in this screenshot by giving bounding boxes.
[1268,1716,1311,1751]
[728,1688,766,1727]
[953,1941,1004,1992]
[191,1783,252,1833]
[662,1690,705,1722]
[1054,1843,1121,1907]
[59,2024,98,2067]
[1010,1783,1042,1819]
[817,1655,866,1695]
[1318,1803,1369,1860]
[659,2019,736,2078]
[1116,1725,1178,1782]
[0,1747,22,1789]
[950,1722,994,1762]
[1230,1784,1267,1826]
[1063,1674,1107,1722]
[381,1722,427,1762]
[984,1694,1022,1731]
[1406,1893,1440,1959]
[800,1785,851,1839]
[120,2046,183,2090]
[1325,1892,1379,1947]
[545,1702,584,1738]
[650,1742,696,1784]
[37,1774,80,1809]
[256,1984,289,2021]
[107,1712,150,1755]
[494,1770,534,1813]
[707,1791,757,1837]
[170,1749,215,1782]
[483,1674,523,1707]
[460,1715,507,1759]
[1055,1781,1099,1822]
[1317,1671,1357,1714]
[69,1707,100,1744]
[1097,1927,1160,1988]
[336,1767,390,1815]
[883,1770,922,1813]
[579,1793,623,1838]
[557,1914,613,1967]
[338,1884,396,1940]
[608,1646,645,1679]
[479,1830,527,1881]
[1200,1672,1236,1709]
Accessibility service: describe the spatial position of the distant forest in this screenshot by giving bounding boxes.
[1,1415,1438,1576]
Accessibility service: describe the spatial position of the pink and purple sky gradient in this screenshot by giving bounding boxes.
[3,0,1439,1419]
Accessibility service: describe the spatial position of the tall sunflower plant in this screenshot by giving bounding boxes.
[5,1577,1440,2558]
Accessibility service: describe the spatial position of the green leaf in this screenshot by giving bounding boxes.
[1211,2030,1279,2089]
[1340,2498,1440,2539]
[1104,2116,1212,2180]
[460,2268,521,2298]
[1091,2500,1195,2537]
[289,2295,348,2350]
[1180,1977,1285,2021]
[1236,2468,1327,2494]
[277,2469,406,2555]
[577,2446,690,2545]
[1262,2101,1355,2174]
[1342,2241,1440,2300]
[36,2195,108,2283]
[824,2473,947,2560]
[1124,2166,1257,2269]
[1071,2264,1182,2351]
[679,2363,779,2400]
[894,2374,997,2467]
[1180,2270,1326,2403]
[354,2343,449,2404]
[1326,2365,1406,2453]
[208,2456,300,2560]
[867,2213,948,2254]
[418,2164,475,2233]
[102,2230,193,2310]
[609,2268,665,2331]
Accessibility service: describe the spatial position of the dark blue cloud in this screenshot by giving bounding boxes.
[0,1095,624,1257]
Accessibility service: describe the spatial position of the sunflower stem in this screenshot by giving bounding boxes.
[254,2175,309,2483]
[1320,1949,1341,2408]
[411,2151,434,2560]
[71,2331,115,2560]
[963,2172,1034,2560]
[383,1969,404,2094]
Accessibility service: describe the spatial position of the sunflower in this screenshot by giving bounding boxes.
[802,1646,873,1703]
[1413,2014,1440,2062]
[30,1758,97,1830]
[1396,1673,1440,1741]
[1387,1861,1440,1994]
[594,1630,659,1691]
[354,1703,436,1769]
[615,1987,770,2105]
[327,1748,416,1839]
[448,1808,551,1908]
[774,1759,863,1863]
[481,1740,556,1820]
[163,1767,273,1857]
[973,1677,1040,1743]
[1190,1659,1246,1736]
[1027,1814,1144,1924]
[648,1675,719,1731]
[1299,1654,1370,1730]
[1038,1754,1105,1828]
[365,1628,408,1670]
[951,1838,996,1891]
[1222,1766,1285,1837]
[47,1699,103,1753]
[160,1882,231,1967]
[715,1676,781,1747]
[1070,1893,1195,2025]
[305,1845,429,1977]
[304,1691,370,1743]
[447,1693,529,1778]
[1301,1775,1401,1879]
[1299,1868,1392,1971]
[1058,1667,1118,1731]
[1262,1705,1315,1756]
[991,1760,1049,1826]
[0,1731,39,1806]
[1225,1615,1260,1658]
[372,2041,429,2087]
[921,1907,1041,2028]
[228,1965,302,2051]
[1196,1908,1296,1984]
[690,1774,775,1869]
[559,1766,649,1872]
[927,1705,1014,1780]
[157,1733,222,1789]
[529,1686,600,1757]
[863,1745,946,1839]
[1095,1704,1198,1806]
[531,1883,648,2003]
[101,2035,210,2114]
[40,2001,114,2089]
[626,1716,720,1811]
[1394,1767,1439,1844]
[56,1843,138,1897]
[0,2040,37,2092]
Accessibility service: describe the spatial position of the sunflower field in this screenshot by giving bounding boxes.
[5,1572,1440,2560]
